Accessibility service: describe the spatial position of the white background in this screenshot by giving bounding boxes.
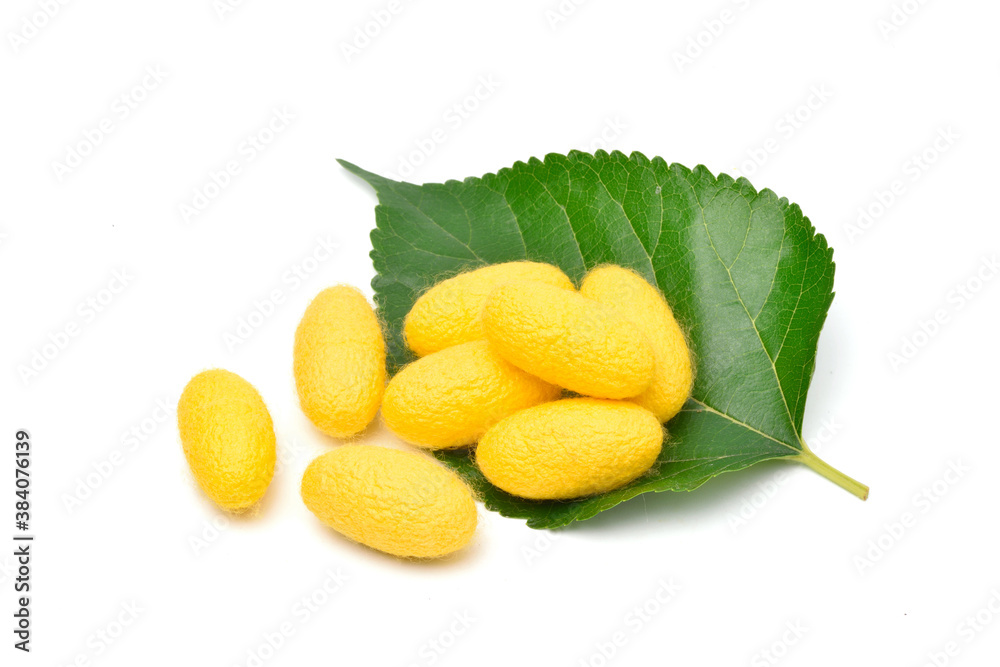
[2,1,999,665]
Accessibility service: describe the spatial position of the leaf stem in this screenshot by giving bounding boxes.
[793,447,869,501]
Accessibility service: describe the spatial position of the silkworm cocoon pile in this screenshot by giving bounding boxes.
[476,398,663,500]
[381,340,561,449]
[404,261,574,357]
[481,281,655,399]
[301,445,477,558]
[177,369,276,511]
[294,285,386,438]
[580,265,693,422]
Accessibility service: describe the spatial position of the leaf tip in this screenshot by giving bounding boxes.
[337,159,393,189]
[336,158,361,173]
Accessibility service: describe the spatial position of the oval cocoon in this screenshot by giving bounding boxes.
[301,446,477,558]
[382,340,561,449]
[581,266,693,422]
[482,281,655,399]
[476,398,663,500]
[178,369,276,511]
[294,285,386,438]
[404,261,574,357]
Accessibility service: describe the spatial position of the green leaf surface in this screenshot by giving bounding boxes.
[341,151,867,529]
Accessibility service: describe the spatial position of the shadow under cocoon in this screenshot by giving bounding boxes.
[307,515,484,569]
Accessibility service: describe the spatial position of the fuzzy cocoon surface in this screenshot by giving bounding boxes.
[482,281,654,399]
[177,369,276,511]
[580,266,694,422]
[476,398,663,500]
[381,340,561,449]
[301,445,477,559]
[403,261,574,357]
[294,286,386,438]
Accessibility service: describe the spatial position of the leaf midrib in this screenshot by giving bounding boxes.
[685,400,800,456]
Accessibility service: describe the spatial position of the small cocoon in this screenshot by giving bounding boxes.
[178,369,276,511]
[482,281,654,398]
[404,261,574,357]
[580,266,693,422]
[381,340,561,449]
[476,398,663,500]
[294,285,386,438]
[301,446,477,559]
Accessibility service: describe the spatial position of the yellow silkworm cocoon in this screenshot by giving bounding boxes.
[403,261,574,357]
[381,340,561,450]
[301,446,477,559]
[294,285,386,438]
[481,281,655,399]
[580,266,693,422]
[178,369,276,511]
[476,398,663,500]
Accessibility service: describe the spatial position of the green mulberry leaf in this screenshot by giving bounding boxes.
[342,151,867,529]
